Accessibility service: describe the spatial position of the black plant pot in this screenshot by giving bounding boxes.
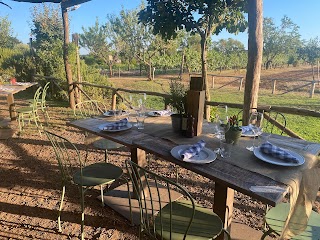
[170,114,182,132]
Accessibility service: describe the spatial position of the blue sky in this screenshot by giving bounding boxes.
[1,0,320,49]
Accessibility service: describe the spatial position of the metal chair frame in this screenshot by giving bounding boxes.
[17,86,42,134]
[45,130,123,240]
[125,160,230,240]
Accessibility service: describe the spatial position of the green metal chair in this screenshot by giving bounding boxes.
[17,86,42,134]
[125,160,230,240]
[29,82,50,123]
[261,203,320,239]
[74,100,123,162]
[45,130,123,240]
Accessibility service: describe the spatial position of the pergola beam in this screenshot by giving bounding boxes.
[11,0,92,8]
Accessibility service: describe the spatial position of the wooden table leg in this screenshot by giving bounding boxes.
[130,147,147,199]
[213,182,234,240]
[7,93,16,120]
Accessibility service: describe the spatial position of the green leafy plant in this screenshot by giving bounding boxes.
[165,79,187,115]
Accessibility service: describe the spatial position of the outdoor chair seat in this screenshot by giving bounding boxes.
[262,203,320,239]
[73,162,123,186]
[155,199,224,240]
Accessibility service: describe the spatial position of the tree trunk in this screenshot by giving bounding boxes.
[243,0,263,125]
[61,8,75,110]
[148,62,152,80]
[109,64,113,78]
[200,34,210,120]
[179,49,185,78]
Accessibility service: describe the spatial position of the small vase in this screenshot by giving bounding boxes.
[225,128,242,144]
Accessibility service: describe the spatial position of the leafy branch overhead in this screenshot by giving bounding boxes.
[138,0,248,40]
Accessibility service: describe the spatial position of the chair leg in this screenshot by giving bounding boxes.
[58,185,66,233]
[261,228,274,240]
[100,185,105,207]
[80,187,85,240]
[222,228,231,240]
[104,149,108,163]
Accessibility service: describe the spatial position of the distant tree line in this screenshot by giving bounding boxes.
[0,3,320,88]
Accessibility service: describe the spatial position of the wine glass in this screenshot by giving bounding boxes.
[212,105,230,153]
[246,112,264,151]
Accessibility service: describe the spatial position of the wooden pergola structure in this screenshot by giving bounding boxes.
[8,0,263,124]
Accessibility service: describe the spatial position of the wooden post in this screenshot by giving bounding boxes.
[272,80,276,94]
[111,90,117,110]
[186,90,205,136]
[118,67,120,78]
[310,80,316,98]
[238,77,244,91]
[61,7,75,110]
[7,93,16,120]
[211,76,215,89]
[213,183,234,240]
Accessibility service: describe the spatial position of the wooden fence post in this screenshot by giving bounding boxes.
[111,90,117,110]
[272,80,276,94]
[211,76,215,89]
[238,77,244,91]
[310,80,316,98]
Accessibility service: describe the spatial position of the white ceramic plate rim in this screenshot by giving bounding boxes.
[147,111,171,117]
[253,147,305,167]
[170,145,217,164]
[98,122,132,132]
[103,110,130,117]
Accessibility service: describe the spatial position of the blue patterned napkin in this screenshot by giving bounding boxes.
[260,142,299,163]
[180,140,206,161]
[103,118,128,130]
[153,110,171,116]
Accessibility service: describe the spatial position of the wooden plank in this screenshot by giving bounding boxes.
[67,118,149,147]
[7,93,16,120]
[214,183,234,240]
[132,136,288,206]
[190,76,204,91]
[186,90,205,136]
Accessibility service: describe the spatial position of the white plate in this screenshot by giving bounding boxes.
[147,111,171,117]
[241,126,263,137]
[98,122,132,132]
[170,145,217,164]
[253,147,305,167]
[103,110,130,117]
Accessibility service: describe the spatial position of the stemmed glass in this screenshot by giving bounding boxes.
[246,112,264,151]
[212,105,230,153]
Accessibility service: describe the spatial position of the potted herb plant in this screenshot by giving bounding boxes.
[165,80,187,132]
[225,115,242,144]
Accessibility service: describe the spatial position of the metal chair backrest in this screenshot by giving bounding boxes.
[40,82,50,109]
[74,100,107,118]
[125,160,195,240]
[32,86,43,111]
[45,130,83,185]
[263,111,287,135]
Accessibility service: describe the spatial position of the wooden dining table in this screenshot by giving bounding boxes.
[67,115,320,239]
[0,82,37,120]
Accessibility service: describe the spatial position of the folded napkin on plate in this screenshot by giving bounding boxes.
[241,125,253,133]
[153,110,170,116]
[103,118,128,130]
[260,142,299,163]
[180,140,206,161]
